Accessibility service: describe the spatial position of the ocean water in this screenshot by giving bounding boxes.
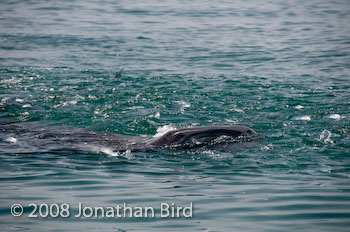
[0,0,350,231]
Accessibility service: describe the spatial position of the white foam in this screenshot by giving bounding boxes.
[291,115,311,121]
[86,145,132,157]
[153,125,177,138]
[175,101,191,113]
[295,105,304,110]
[149,112,160,119]
[319,130,333,144]
[99,147,121,156]
[261,144,273,151]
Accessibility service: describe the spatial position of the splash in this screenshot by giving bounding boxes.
[98,147,121,156]
[153,125,177,138]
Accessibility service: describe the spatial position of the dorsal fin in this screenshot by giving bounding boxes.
[114,67,124,78]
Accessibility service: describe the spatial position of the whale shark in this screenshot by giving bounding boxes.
[0,121,260,154]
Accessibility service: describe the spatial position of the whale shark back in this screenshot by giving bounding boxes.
[0,122,259,153]
[148,126,258,149]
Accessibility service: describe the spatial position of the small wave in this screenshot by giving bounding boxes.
[291,115,311,121]
[294,105,304,110]
[15,98,24,103]
[325,114,344,120]
[3,136,17,143]
[22,104,32,108]
[231,107,244,113]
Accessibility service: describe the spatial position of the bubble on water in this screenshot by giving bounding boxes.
[153,125,177,138]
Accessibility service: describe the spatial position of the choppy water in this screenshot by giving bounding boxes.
[1,0,350,231]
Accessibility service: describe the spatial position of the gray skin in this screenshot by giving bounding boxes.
[0,121,259,153]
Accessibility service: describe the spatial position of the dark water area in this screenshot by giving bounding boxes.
[1,0,350,231]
